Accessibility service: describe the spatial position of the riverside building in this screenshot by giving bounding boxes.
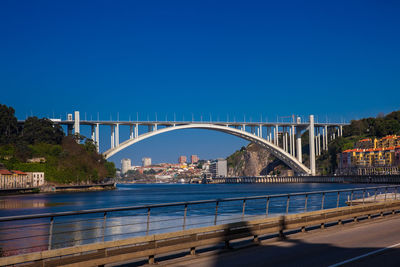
[0,170,45,189]
[338,135,400,175]
[209,159,227,178]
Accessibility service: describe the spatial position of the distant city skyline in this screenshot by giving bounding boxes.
[1,1,400,166]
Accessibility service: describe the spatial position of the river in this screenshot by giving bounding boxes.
[0,183,381,217]
[0,183,388,256]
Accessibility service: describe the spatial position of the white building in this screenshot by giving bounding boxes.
[142,157,152,167]
[209,159,227,178]
[27,172,45,187]
[121,158,132,175]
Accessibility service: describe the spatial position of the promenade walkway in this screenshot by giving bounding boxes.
[149,215,400,267]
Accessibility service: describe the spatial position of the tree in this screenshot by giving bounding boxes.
[21,117,64,145]
[0,104,19,144]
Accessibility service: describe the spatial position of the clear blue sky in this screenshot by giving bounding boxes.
[1,1,400,167]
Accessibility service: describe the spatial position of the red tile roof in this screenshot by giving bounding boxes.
[382,135,396,140]
[11,170,27,175]
[0,169,13,175]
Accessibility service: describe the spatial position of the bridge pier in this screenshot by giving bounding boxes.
[296,126,302,163]
[95,123,99,152]
[130,125,134,139]
[74,111,80,136]
[110,125,115,149]
[309,115,316,176]
[115,124,119,147]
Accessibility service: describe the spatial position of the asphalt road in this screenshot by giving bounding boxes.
[157,215,400,267]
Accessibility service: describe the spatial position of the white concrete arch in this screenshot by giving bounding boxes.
[103,124,311,175]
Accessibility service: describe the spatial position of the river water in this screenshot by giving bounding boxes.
[0,183,388,256]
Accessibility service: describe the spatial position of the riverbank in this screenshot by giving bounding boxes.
[0,182,116,195]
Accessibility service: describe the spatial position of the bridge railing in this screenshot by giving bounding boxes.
[0,185,398,257]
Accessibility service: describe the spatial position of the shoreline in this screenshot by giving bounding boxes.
[0,182,116,195]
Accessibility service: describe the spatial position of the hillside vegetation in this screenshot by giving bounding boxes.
[0,104,116,184]
[227,111,400,176]
[316,110,400,174]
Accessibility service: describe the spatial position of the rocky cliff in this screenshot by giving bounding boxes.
[227,143,287,176]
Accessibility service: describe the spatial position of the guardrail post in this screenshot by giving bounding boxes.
[266,197,270,217]
[385,187,388,202]
[286,195,290,214]
[350,191,354,206]
[304,194,308,212]
[146,208,151,235]
[242,199,246,219]
[48,216,54,250]
[362,190,365,205]
[102,212,107,242]
[321,193,325,210]
[183,204,188,230]
[214,201,219,225]
[336,192,340,208]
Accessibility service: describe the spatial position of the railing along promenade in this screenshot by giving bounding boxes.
[1,185,400,266]
[212,175,400,184]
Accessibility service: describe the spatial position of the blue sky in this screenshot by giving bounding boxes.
[1,1,399,167]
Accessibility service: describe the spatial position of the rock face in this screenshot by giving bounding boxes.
[227,143,283,176]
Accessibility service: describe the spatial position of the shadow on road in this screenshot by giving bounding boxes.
[116,216,400,267]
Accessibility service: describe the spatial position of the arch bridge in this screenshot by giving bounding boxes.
[39,112,349,176]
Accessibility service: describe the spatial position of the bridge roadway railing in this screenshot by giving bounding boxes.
[0,185,399,265]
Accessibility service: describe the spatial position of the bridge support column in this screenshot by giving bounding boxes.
[269,127,272,142]
[340,125,343,137]
[135,124,138,138]
[95,123,99,152]
[275,125,279,146]
[282,127,286,151]
[317,133,321,156]
[110,125,115,149]
[115,124,119,147]
[291,125,295,156]
[91,125,95,142]
[286,131,289,152]
[67,124,73,136]
[74,111,80,137]
[130,125,134,139]
[289,128,292,155]
[309,115,316,176]
[259,124,262,138]
[322,128,326,151]
[325,125,328,150]
[296,127,302,163]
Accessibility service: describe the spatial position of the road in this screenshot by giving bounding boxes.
[153,215,400,267]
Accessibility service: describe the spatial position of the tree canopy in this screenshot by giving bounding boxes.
[21,117,64,145]
[0,104,19,145]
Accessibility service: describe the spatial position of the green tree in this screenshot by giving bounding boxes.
[0,104,19,144]
[21,117,64,144]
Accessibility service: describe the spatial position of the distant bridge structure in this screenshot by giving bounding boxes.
[20,112,348,176]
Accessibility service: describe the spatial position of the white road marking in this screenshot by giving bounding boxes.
[329,242,400,267]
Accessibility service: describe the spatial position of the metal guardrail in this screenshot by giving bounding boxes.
[0,185,398,257]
